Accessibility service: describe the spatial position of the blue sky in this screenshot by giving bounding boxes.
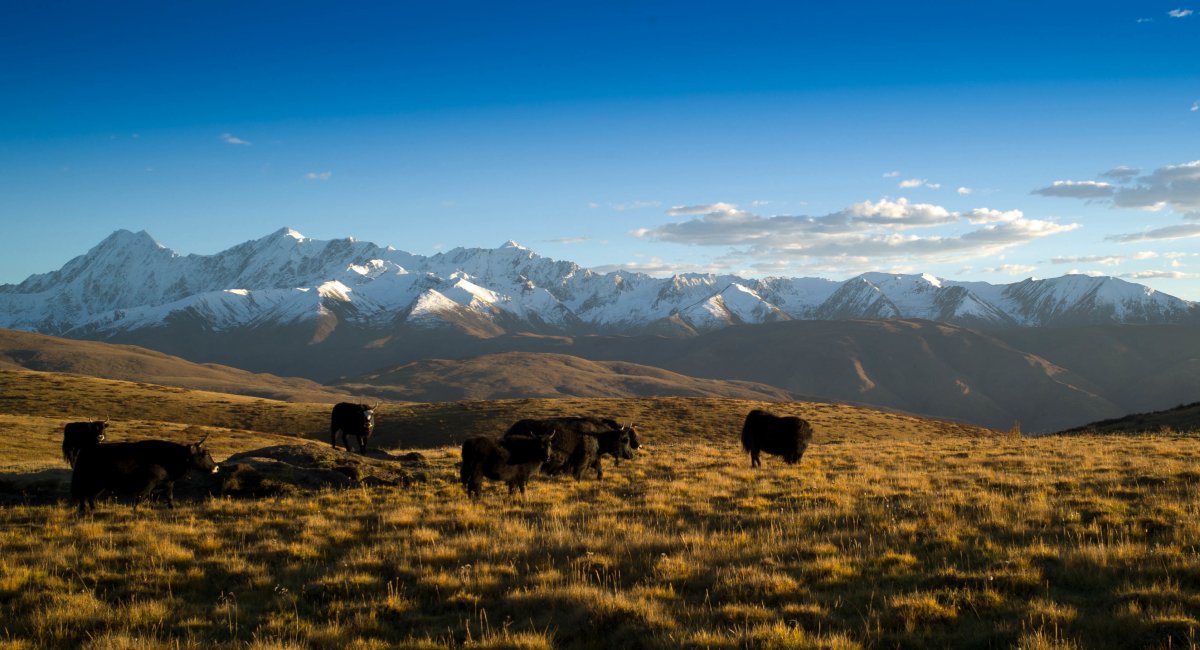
[3,1,1199,296]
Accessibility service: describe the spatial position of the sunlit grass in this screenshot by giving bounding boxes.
[1,428,1199,648]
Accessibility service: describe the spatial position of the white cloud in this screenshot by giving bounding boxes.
[899,178,939,189]
[220,133,251,146]
[1168,8,1193,17]
[1192,100,1199,112]
[634,199,1078,268]
[1108,224,1200,242]
[1121,270,1200,279]
[666,202,740,216]
[589,257,720,276]
[983,264,1037,275]
[588,202,601,209]
[1032,160,1200,218]
[1111,160,1200,211]
[1136,17,1155,23]
[1099,166,1140,181]
[882,171,900,178]
[303,171,332,181]
[1031,180,1114,199]
[546,236,592,245]
[957,187,973,195]
[1050,255,1121,266]
[964,208,1024,224]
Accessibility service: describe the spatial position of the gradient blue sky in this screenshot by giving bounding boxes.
[3,1,1199,296]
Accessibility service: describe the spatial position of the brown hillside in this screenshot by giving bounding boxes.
[1055,400,1200,435]
[0,368,995,460]
[0,328,352,402]
[338,351,796,402]
[608,320,1121,433]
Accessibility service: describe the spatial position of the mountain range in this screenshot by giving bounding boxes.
[2,228,1199,433]
[2,228,1196,340]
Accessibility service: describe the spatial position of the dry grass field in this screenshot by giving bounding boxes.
[2,370,1200,648]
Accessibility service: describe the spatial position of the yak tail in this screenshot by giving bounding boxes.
[740,423,752,452]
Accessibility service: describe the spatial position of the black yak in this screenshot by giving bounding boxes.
[71,435,219,513]
[460,431,555,498]
[62,420,108,467]
[741,409,813,468]
[330,402,376,453]
[503,416,638,480]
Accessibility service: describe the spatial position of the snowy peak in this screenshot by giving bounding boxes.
[0,228,1196,338]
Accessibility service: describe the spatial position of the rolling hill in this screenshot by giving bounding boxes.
[1055,400,1200,435]
[337,351,796,402]
[0,328,355,402]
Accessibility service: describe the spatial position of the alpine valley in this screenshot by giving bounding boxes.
[3,227,1199,432]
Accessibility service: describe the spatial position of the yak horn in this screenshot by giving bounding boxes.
[198,433,211,446]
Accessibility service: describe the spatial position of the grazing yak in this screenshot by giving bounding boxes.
[62,420,108,467]
[71,435,219,513]
[460,431,555,498]
[741,409,813,468]
[503,416,638,480]
[330,402,376,453]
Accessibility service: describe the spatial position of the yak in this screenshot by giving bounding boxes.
[460,430,555,498]
[503,416,638,480]
[71,435,219,513]
[741,409,813,468]
[62,419,108,467]
[330,402,376,453]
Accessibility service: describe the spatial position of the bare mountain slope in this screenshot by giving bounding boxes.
[337,351,796,402]
[1054,400,1200,436]
[0,328,352,403]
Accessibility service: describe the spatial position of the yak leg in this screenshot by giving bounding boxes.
[750,447,761,468]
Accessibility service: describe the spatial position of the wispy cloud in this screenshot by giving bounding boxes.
[1108,224,1200,243]
[303,171,332,181]
[1192,100,1199,112]
[1049,254,1126,266]
[956,187,973,195]
[666,202,739,216]
[899,178,940,189]
[1136,17,1155,23]
[220,133,251,146]
[545,236,592,245]
[1099,166,1140,181]
[982,264,1037,275]
[1036,161,1200,252]
[1031,180,1114,199]
[882,171,900,178]
[1046,253,1156,266]
[1050,252,1160,266]
[634,199,1078,268]
[589,257,721,276]
[1120,270,1200,279]
[1168,8,1193,17]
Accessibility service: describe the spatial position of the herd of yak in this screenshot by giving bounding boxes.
[57,402,814,513]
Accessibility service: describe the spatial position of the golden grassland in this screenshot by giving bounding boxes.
[2,370,1200,648]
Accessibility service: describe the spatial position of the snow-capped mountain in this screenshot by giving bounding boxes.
[1,228,1197,339]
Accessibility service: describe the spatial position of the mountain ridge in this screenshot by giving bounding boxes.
[2,228,1196,339]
